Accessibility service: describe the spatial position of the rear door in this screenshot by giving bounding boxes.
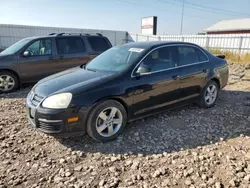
[86,36,112,60]
[54,36,89,72]
[176,45,210,100]
[18,38,56,82]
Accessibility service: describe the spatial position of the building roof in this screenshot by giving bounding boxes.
[204,18,250,32]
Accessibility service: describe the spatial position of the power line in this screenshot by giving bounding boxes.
[115,0,214,20]
[169,0,250,17]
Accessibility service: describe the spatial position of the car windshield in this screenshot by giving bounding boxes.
[85,45,145,72]
[0,38,32,56]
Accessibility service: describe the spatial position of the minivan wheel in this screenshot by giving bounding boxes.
[86,100,127,142]
[0,71,19,93]
[197,80,219,108]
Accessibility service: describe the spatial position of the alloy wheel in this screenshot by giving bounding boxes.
[96,107,123,137]
[0,75,15,92]
[204,84,217,105]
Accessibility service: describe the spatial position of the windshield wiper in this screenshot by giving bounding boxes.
[86,68,96,72]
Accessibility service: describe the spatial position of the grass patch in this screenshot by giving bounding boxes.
[208,48,250,64]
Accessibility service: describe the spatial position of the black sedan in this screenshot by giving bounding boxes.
[26,41,229,142]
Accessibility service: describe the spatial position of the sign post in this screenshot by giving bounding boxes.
[141,16,157,35]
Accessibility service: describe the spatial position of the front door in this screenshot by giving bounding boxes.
[176,45,210,100]
[18,38,55,82]
[130,46,181,116]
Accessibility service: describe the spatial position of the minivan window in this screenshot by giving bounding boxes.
[25,39,52,56]
[0,38,32,56]
[56,37,86,55]
[195,48,208,62]
[141,46,177,72]
[178,46,200,66]
[86,46,144,72]
[87,37,110,52]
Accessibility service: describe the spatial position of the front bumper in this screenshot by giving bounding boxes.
[26,98,88,137]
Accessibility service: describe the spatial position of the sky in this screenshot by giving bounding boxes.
[1,0,250,35]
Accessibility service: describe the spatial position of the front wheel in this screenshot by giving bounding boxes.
[0,71,19,93]
[197,80,219,108]
[86,100,127,142]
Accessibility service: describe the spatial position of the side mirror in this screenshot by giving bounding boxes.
[136,64,152,76]
[23,51,31,57]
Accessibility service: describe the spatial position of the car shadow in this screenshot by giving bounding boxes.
[0,84,33,99]
[58,89,250,155]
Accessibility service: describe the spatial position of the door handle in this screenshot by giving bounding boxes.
[172,75,180,80]
[203,69,208,73]
[59,56,64,59]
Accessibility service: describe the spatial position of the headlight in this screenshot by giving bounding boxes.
[42,93,72,109]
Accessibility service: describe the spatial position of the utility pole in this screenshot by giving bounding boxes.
[180,0,184,35]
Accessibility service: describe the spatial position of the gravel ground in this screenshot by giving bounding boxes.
[0,62,250,188]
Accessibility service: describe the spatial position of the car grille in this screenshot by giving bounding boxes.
[31,94,44,107]
[37,119,63,132]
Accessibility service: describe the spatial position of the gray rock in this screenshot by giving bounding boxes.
[207,178,215,185]
[152,170,161,178]
[244,174,250,181]
[131,160,140,170]
[237,172,246,178]
[65,172,72,177]
[59,158,66,164]
[54,176,64,184]
[229,179,236,186]
[185,178,193,186]
[215,182,222,188]
[108,166,117,173]
[201,174,208,181]
[74,166,83,172]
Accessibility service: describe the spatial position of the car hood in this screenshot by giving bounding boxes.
[33,66,115,97]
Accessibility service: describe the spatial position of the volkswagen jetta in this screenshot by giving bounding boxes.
[26,41,229,142]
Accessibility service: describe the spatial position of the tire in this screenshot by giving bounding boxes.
[86,100,127,142]
[0,71,19,93]
[197,80,219,108]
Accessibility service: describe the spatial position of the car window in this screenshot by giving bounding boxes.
[141,46,177,72]
[87,37,110,52]
[0,38,32,56]
[178,46,200,66]
[195,48,208,62]
[56,37,86,55]
[25,39,52,56]
[86,46,144,72]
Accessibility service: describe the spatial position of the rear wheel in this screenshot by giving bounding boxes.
[0,71,19,93]
[86,100,127,142]
[197,80,219,108]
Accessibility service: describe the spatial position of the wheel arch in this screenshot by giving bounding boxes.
[0,69,20,83]
[93,96,129,115]
[210,77,221,89]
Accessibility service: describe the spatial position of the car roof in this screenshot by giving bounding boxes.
[24,35,106,40]
[123,41,201,50]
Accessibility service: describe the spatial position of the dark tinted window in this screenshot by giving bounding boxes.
[142,47,177,72]
[195,48,208,62]
[56,37,86,55]
[87,37,110,52]
[25,39,52,56]
[178,46,199,66]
